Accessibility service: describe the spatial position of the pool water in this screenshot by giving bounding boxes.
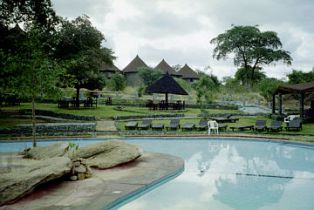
[2,138,314,210]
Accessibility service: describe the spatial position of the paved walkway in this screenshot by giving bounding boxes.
[96,120,117,133]
[1,152,184,210]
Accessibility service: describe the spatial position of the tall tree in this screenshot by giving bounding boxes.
[3,28,64,147]
[210,25,292,87]
[55,15,115,107]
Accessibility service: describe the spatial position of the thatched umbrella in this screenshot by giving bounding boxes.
[147,73,188,104]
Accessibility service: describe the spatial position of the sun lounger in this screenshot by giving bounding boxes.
[138,119,152,130]
[182,123,195,131]
[195,119,207,130]
[211,114,239,123]
[218,123,228,131]
[254,120,267,132]
[229,125,254,131]
[152,123,164,130]
[167,119,180,130]
[285,118,302,131]
[268,121,282,132]
[125,121,138,130]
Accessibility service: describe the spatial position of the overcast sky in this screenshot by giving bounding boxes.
[52,0,314,80]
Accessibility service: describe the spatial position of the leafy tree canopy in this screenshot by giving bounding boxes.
[210,25,292,86]
[192,73,220,104]
[54,15,115,104]
[287,69,314,84]
[235,66,266,87]
[138,67,163,88]
[0,0,58,30]
[109,73,126,92]
[258,78,283,102]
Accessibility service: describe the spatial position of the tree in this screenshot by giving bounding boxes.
[3,28,64,147]
[235,67,266,88]
[0,0,57,30]
[109,73,126,93]
[55,15,115,107]
[287,69,314,84]
[210,25,292,87]
[138,67,163,87]
[192,74,220,105]
[258,78,283,102]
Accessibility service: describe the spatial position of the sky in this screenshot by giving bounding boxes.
[52,0,314,80]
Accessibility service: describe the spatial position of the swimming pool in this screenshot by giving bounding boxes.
[2,137,314,210]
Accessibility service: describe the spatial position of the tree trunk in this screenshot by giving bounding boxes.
[76,87,80,108]
[32,94,37,147]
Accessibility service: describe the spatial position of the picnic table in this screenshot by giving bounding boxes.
[58,97,97,108]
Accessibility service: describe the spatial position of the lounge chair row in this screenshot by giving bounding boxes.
[125,119,228,131]
[230,119,302,132]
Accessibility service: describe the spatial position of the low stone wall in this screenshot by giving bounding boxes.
[0,123,96,136]
[19,109,96,121]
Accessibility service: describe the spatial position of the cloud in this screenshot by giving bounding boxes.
[52,0,314,79]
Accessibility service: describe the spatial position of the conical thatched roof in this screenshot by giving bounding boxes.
[147,73,188,95]
[100,62,120,73]
[155,59,181,77]
[178,64,199,79]
[123,55,148,73]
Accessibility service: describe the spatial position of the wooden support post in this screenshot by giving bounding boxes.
[278,94,282,115]
[300,93,304,118]
[272,94,276,114]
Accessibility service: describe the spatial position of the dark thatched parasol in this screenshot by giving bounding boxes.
[147,73,188,104]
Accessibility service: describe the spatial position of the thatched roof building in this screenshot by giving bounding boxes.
[155,59,181,77]
[178,64,199,82]
[122,55,148,74]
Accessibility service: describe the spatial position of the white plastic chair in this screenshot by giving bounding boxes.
[208,120,219,135]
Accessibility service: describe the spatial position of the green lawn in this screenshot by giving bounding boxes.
[1,103,240,119]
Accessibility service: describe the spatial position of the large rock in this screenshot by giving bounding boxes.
[0,156,72,205]
[23,142,69,159]
[72,140,142,169]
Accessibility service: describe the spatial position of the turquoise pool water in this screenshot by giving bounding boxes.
[2,138,314,210]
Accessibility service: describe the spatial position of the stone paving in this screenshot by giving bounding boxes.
[0,152,184,210]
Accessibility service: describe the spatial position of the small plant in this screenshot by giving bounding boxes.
[68,142,79,157]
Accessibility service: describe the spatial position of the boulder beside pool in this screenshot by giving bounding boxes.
[22,142,69,159]
[72,140,142,169]
[0,156,72,206]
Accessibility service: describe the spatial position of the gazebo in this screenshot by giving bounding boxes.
[147,73,188,108]
[272,82,314,119]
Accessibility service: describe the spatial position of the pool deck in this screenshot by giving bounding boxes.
[0,152,184,210]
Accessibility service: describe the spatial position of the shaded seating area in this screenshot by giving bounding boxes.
[147,73,188,110]
[0,93,21,107]
[58,97,97,108]
[272,82,314,122]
